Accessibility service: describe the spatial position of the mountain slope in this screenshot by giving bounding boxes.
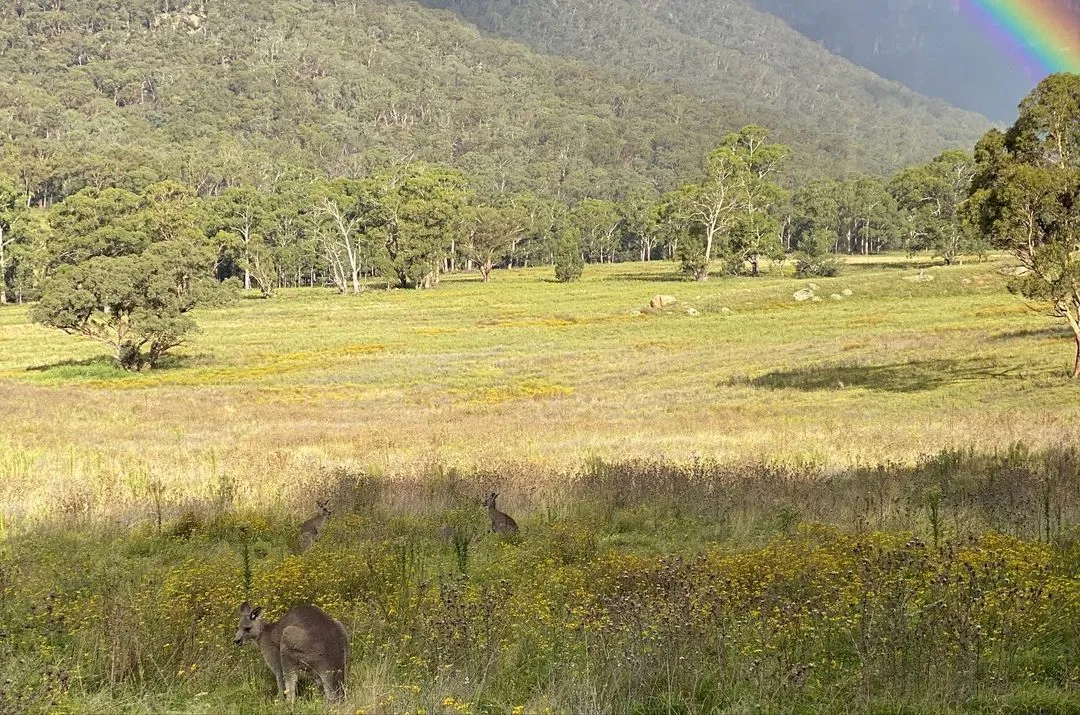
[411,0,990,167]
[0,0,987,206]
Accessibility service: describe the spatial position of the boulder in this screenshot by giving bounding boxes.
[842,288,853,296]
[793,288,815,302]
[650,294,678,309]
[685,307,700,316]
[829,293,843,301]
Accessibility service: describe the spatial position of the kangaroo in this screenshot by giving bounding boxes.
[298,500,331,553]
[234,601,348,702]
[483,492,518,534]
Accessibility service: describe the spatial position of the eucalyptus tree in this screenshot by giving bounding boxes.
[969,73,1080,376]
[670,125,788,280]
[31,181,232,370]
[890,150,977,264]
[571,198,622,264]
[463,200,528,282]
[311,177,382,294]
[210,186,271,291]
[371,163,471,289]
[0,174,24,304]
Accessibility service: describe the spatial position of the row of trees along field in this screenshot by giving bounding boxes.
[2,74,1078,373]
[0,131,985,300]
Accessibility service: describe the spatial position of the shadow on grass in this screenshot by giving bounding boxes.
[26,355,118,374]
[846,258,942,270]
[741,358,1023,393]
[26,353,201,379]
[609,270,690,283]
[991,326,1073,342]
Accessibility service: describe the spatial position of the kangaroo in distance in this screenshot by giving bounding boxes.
[484,492,518,534]
[234,601,349,702]
[298,500,331,553]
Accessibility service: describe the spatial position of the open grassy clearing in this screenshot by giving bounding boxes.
[2,256,1079,523]
[1,257,1078,713]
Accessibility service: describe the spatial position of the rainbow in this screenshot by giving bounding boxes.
[959,0,1080,77]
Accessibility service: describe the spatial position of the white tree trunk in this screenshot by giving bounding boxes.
[0,226,7,305]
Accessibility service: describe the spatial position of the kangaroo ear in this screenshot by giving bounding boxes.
[249,606,263,621]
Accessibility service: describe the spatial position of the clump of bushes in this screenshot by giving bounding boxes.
[793,228,841,277]
[553,229,584,283]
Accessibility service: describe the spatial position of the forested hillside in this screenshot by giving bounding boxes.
[412,0,989,169]
[748,0,1068,120]
[0,0,987,208]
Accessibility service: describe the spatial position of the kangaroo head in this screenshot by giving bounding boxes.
[234,601,266,645]
[483,492,499,509]
[316,500,331,516]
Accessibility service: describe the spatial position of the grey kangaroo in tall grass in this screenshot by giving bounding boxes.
[483,492,518,534]
[234,601,348,702]
[298,500,331,553]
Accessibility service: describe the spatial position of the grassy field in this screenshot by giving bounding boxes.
[3,256,1080,522]
[1,257,1078,713]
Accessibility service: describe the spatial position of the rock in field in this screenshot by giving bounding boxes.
[686,307,700,316]
[793,288,815,302]
[650,294,678,309]
[842,288,853,296]
[829,293,843,301]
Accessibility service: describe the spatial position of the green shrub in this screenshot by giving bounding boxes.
[554,229,584,283]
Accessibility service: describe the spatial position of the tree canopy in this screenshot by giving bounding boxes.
[970,73,1080,376]
[30,242,230,370]
[667,126,789,280]
[0,0,987,214]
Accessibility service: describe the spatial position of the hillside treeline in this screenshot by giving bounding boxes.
[0,0,987,209]
[0,125,983,307]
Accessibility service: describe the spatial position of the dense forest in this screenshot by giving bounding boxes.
[750,0,1080,120]
[412,0,989,163]
[0,0,989,212]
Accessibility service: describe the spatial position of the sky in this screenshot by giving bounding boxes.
[750,0,1080,121]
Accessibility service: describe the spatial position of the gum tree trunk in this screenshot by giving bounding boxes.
[1073,330,1080,379]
